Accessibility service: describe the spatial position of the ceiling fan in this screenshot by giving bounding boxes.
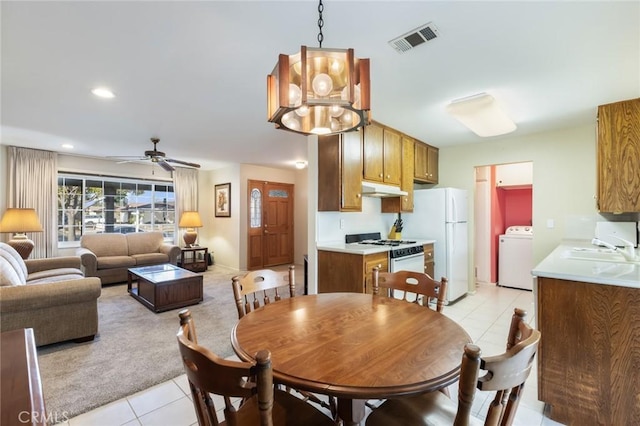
[110,137,201,172]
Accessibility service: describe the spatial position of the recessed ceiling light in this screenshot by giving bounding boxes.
[91,87,115,99]
[61,143,74,149]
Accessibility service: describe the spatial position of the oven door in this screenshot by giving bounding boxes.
[389,252,425,273]
[389,252,426,301]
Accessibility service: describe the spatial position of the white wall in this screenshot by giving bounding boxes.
[437,123,608,293]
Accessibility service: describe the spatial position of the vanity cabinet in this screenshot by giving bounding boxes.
[597,98,640,213]
[318,130,363,212]
[363,122,402,186]
[381,134,415,213]
[536,276,640,424]
[423,243,434,278]
[414,141,439,184]
[317,250,388,294]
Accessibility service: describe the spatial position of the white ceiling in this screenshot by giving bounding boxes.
[2,1,639,171]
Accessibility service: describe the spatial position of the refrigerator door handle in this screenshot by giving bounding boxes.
[451,196,457,223]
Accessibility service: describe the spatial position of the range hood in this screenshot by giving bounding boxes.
[361,181,408,198]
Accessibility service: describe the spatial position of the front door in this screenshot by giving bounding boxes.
[247,180,294,269]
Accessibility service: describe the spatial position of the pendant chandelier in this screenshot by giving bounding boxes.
[267,0,371,136]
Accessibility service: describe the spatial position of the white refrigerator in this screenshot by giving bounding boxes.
[403,188,469,303]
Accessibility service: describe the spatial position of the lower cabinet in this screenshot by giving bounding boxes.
[317,250,388,294]
[423,243,434,278]
[536,277,640,424]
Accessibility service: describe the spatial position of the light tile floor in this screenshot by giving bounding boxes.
[63,283,565,426]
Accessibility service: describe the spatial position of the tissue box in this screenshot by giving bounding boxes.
[595,221,638,247]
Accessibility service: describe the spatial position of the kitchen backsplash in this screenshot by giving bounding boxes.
[317,197,398,243]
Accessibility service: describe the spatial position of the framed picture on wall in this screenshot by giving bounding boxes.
[215,183,231,217]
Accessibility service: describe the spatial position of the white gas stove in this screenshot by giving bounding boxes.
[345,233,425,272]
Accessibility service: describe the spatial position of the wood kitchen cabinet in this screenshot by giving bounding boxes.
[597,97,640,213]
[318,130,363,212]
[317,250,388,294]
[363,121,402,186]
[382,134,414,213]
[423,243,434,278]
[536,277,640,424]
[414,140,439,184]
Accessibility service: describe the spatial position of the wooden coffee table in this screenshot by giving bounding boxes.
[127,264,203,313]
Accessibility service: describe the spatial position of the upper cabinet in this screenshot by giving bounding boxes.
[382,134,415,213]
[318,130,363,212]
[414,140,439,184]
[597,98,640,213]
[363,122,402,186]
[496,162,533,188]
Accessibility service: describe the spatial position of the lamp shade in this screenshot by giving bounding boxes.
[179,211,202,247]
[0,208,43,259]
[178,211,203,228]
[0,208,44,233]
[446,93,516,137]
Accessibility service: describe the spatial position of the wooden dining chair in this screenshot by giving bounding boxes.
[231,267,336,418]
[372,267,448,312]
[176,309,334,426]
[232,266,296,319]
[365,307,541,426]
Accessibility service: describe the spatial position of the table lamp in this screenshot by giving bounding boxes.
[0,208,44,259]
[178,211,203,247]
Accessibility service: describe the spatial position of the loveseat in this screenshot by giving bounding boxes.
[0,242,102,346]
[77,231,180,285]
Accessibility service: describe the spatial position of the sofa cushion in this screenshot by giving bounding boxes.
[132,253,170,266]
[0,242,28,283]
[81,233,128,257]
[127,232,164,256]
[1,256,24,286]
[97,256,136,270]
[27,274,90,284]
[27,268,84,282]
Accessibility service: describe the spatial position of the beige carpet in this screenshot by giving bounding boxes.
[37,264,301,420]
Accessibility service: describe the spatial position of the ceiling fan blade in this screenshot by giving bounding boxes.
[107,156,148,160]
[156,159,175,172]
[165,158,201,168]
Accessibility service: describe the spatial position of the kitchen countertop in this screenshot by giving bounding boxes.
[532,241,640,289]
[317,239,436,255]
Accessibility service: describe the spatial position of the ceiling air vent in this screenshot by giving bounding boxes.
[389,22,440,54]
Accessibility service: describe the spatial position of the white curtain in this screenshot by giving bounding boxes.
[7,146,58,258]
[173,167,199,247]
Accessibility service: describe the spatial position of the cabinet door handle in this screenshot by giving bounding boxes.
[379,173,383,178]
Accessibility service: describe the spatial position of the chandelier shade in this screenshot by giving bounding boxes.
[267,46,371,136]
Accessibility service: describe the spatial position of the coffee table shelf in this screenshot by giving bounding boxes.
[127,264,203,313]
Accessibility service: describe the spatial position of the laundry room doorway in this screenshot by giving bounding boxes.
[474,162,533,286]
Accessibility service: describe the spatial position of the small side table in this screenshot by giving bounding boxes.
[180,246,208,272]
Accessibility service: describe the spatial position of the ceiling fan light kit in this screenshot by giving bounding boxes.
[446,93,517,137]
[267,0,370,136]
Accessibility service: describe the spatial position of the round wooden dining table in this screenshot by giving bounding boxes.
[231,292,472,425]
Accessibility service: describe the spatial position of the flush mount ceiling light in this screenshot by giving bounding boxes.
[267,0,371,136]
[91,87,115,98]
[295,161,307,169]
[446,93,516,137]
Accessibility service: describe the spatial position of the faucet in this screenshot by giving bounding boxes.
[592,237,639,262]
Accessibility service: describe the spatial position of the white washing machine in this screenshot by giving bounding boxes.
[499,226,533,290]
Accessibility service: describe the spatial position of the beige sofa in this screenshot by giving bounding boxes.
[77,231,180,285]
[0,242,102,346]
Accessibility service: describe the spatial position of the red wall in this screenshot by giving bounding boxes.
[501,188,533,228]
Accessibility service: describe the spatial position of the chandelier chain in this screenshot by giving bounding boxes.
[317,0,324,48]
